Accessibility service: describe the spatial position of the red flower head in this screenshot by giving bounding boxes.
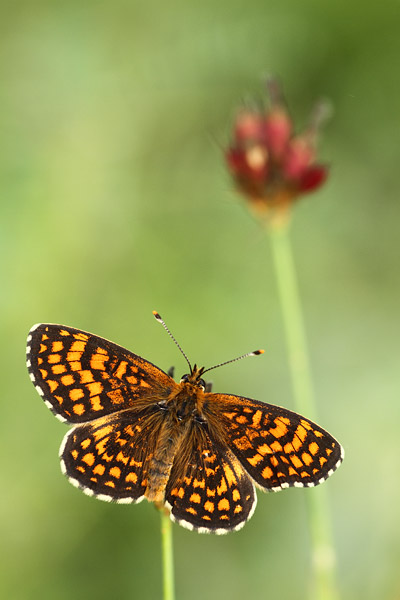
[226,80,330,224]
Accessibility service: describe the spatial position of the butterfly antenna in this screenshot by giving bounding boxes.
[152,311,193,372]
[202,349,264,375]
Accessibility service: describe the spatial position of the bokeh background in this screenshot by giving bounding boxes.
[1,1,399,599]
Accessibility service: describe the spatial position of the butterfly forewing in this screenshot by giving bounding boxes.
[205,394,344,491]
[27,324,176,424]
[165,427,256,533]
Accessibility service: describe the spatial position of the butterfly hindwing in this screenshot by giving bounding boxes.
[27,324,176,424]
[205,394,344,491]
[165,427,256,534]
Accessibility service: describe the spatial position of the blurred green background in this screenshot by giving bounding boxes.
[1,0,399,598]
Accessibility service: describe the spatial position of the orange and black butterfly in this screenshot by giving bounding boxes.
[26,312,343,534]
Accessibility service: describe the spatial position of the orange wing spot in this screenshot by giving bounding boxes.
[126,376,138,385]
[51,341,64,352]
[71,450,78,459]
[257,443,273,456]
[90,396,104,411]
[218,498,230,511]
[90,359,106,371]
[204,501,215,513]
[319,456,327,466]
[70,340,86,352]
[73,332,89,341]
[95,346,108,356]
[70,388,84,402]
[202,515,211,521]
[67,352,83,362]
[236,415,248,424]
[129,458,143,468]
[76,466,85,473]
[172,487,185,498]
[223,464,237,487]
[115,361,128,379]
[116,451,129,465]
[104,480,115,488]
[55,395,63,405]
[270,440,283,452]
[289,436,303,452]
[52,364,67,375]
[185,507,197,515]
[126,472,138,483]
[72,403,85,415]
[252,410,262,427]
[270,455,279,467]
[190,493,201,504]
[247,454,263,467]
[110,466,121,478]
[223,411,237,420]
[48,354,61,364]
[60,330,70,336]
[103,453,114,463]
[140,380,151,388]
[243,407,253,414]
[107,389,125,404]
[295,425,308,443]
[80,370,94,384]
[302,452,312,465]
[261,466,273,479]
[87,381,103,397]
[47,380,59,393]
[301,471,310,478]
[41,333,49,340]
[234,436,253,451]
[290,455,303,468]
[314,430,324,438]
[61,374,75,386]
[39,344,47,353]
[219,515,229,520]
[234,505,243,514]
[193,479,205,489]
[39,369,48,379]
[326,448,333,456]
[183,477,193,486]
[125,424,135,437]
[217,478,228,495]
[92,425,113,441]
[80,438,91,449]
[270,419,288,438]
[288,467,298,476]
[309,442,319,455]
[37,357,43,365]
[280,456,289,464]
[82,453,95,466]
[69,361,82,371]
[277,472,285,478]
[206,488,216,497]
[232,488,241,501]
[301,419,313,431]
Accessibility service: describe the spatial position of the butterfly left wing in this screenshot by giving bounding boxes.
[27,324,176,424]
[164,427,256,534]
[204,394,344,492]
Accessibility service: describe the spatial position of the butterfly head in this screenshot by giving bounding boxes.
[180,365,207,391]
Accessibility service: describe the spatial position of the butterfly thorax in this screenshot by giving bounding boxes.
[145,374,207,504]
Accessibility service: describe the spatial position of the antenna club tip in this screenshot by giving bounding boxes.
[254,349,265,355]
[152,310,162,320]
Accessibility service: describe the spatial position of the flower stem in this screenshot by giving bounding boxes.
[269,221,339,600]
[160,509,175,600]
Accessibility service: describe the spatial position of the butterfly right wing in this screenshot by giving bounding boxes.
[27,324,177,424]
[164,426,256,534]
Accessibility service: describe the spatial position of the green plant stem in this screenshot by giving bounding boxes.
[269,221,339,600]
[160,509,175,600]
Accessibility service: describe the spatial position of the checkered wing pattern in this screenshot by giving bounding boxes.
[165,428,256,533]
[60,407,163,503]
[26,324,176,424]
[205,394,344,491]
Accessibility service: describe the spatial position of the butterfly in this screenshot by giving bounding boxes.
[26,312,343,534]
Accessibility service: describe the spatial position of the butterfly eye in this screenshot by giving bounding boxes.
[180,374,190,383]
[198,378,206,391]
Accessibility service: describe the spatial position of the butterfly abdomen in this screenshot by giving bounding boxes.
[145,421,183,503]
